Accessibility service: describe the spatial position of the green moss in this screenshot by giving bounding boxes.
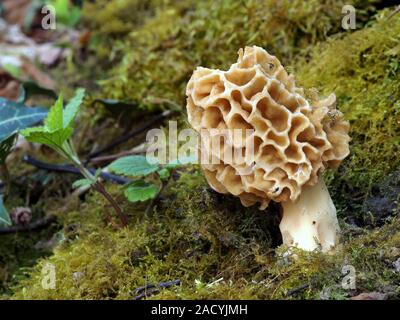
[9,165,400,299]
[0,186,59,297]
[3,2,400,300]
[0,230,55,297]
[84,0,377,107]
[296,11,400,219]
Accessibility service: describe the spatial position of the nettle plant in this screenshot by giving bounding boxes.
[20,89,129,227]
[0,88,195,227]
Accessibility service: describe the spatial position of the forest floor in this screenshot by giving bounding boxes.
[0,0,399,300]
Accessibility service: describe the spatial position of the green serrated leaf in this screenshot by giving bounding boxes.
[0,195,11,226]
[72,178,93,189]
[63,88,85,128]
[44,94,64,132]
[22,126,73,151]
[108,155,160,177]
[21,89,85,151]
[123,180,159,202]
[0,98,48,143]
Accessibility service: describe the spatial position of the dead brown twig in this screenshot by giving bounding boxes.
[388,5,400,19]
[0,215,57,235]
[286,283,310,297]
[132,279,181,300]
[87,110,175,160]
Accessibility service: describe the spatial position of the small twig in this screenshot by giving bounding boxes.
[0,215,57,235]
[89,144,162,166]
[134,288,160,300]
[388,5,400,19]
[144,98,182,111]
[133,279,181,300]
[88,110,174,160]
[286,284,309,296]
[89,150,137,165]
[23,155,130,185]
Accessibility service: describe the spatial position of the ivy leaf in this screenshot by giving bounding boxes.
[0,97,48,143]
[123,180,159,202]
[17,81,57,103]
[21,89,85,150]
[0,195,11,227]
[108,155,160,177]
[44,95,64,131]
[72,178,93,189]
[63,88,85,128]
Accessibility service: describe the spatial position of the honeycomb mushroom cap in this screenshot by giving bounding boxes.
[186,46,350,209]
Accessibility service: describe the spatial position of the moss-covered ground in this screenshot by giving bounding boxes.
[1,0,399,299]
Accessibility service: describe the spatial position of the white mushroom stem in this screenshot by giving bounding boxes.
[279,177,340,252]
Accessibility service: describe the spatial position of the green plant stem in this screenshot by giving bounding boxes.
[62,140,128,227]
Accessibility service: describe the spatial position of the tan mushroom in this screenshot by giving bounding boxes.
[186,46,350,252]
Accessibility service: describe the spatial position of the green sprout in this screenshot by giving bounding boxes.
[21,89,128,227]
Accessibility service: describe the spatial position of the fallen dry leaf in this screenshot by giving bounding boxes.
[0,18,65,67]
[350,292,388,300]
[2,0,32,27]
[0,70,20,100]
[20,57,56,90]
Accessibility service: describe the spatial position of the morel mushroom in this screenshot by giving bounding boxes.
[186,46,350,252]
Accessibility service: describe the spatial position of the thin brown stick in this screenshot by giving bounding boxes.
[89,144,162,165]
[132,279,181,300]
[286,284,310,296]
[23,155,130,184]
[0,215,57,235]
[88,110,174,159]
[388,5,400,19]
[89,150,138,165]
